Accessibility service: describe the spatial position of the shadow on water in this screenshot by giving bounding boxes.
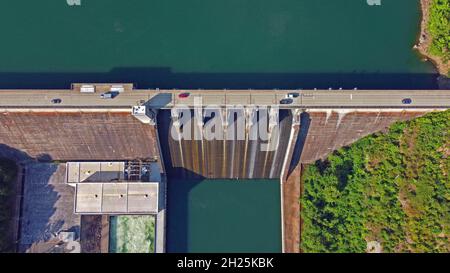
[156,108,205,252]
[165,171,204,253]
[0,144,67,253]
[0,67,439,90]
[157,107,284,252]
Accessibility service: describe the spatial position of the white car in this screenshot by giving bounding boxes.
[286,92,299,98]
[100,92,114,99]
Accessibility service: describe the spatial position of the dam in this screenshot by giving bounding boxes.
[157,108,293,179]
[0,0,446,254]
[0,84,449,252]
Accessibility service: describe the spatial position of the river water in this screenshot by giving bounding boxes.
[167,179,282,253]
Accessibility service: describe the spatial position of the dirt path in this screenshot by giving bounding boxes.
[283,163,301,253]
[282,124,302,253]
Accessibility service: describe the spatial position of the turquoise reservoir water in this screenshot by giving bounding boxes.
[167,180,282,253]
[0,0,436,89]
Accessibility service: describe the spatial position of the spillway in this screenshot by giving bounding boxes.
[157,108,293,179]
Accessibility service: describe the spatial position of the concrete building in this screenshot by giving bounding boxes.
[66,161,159,215]
[64,161,164,253]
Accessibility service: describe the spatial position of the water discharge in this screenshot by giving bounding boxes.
[109,215,156,253]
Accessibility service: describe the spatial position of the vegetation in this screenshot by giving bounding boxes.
[301,110,450,253]
[428,0,450,63]
[0,158,18,252]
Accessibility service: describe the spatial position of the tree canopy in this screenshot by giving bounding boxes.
[301,110,450,253]
[428,0,450,63]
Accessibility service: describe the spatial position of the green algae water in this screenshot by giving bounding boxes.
[167,180,282,253]
[109,215,155,253]
[0,0,437,89]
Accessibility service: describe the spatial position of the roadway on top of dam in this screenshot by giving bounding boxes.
[0,89,449,110]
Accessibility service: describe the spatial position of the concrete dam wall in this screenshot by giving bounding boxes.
[298,110,431,164]
[157,109,294,179]
[0,109,436,177]
[0,112,159,161]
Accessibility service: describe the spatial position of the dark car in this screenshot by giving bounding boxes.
[178,92,190,98]
[280,98,294,105]
[51,98,62,104]
[100,91,119,99]
[402,98,412,104]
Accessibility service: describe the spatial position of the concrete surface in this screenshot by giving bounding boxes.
[74,182,159,214]
[299,110,429,163]
[0,112,159,161]
[19,163,80,253]
[0,89,449,109]
[157,109,293,179]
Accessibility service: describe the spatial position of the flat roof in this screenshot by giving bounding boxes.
[67,162,125,183]
[74,182,158,214]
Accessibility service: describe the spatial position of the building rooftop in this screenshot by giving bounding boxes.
[67,162,125,184]
[66,161,160,215]
[75,182,158,214]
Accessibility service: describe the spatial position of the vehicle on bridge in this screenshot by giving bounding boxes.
[280,98,294,105]
[287,92,299,98]
[402,98,412,104]
[178,92,190,99]
[100,92,118,99]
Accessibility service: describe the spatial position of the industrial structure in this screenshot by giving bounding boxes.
[0,83,449,253]
[66,161,159,215]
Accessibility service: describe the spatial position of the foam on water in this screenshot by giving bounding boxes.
[109,215,155,253]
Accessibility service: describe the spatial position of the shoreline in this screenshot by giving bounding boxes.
[414,0,449,87]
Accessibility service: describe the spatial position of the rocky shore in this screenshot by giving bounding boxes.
[414,0,449,87]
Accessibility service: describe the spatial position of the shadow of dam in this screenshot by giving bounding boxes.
[0,67,440,90]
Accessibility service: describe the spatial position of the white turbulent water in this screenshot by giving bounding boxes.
[110,215,155,253]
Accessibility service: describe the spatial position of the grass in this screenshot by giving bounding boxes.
[301,110,450,253]
[0,158,18,252]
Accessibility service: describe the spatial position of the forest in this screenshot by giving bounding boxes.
[301,110,450,253]
[428,0,450,64]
